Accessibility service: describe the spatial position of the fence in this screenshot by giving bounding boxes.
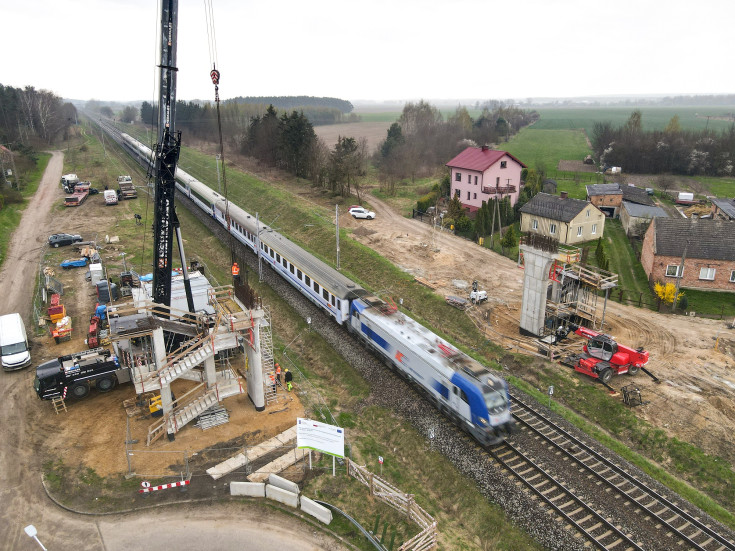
[347,459,437,551]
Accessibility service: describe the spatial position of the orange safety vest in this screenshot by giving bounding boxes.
[232,263,240,276]
[276,365,281,375]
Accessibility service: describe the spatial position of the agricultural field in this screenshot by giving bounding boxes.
[532,106,735,134]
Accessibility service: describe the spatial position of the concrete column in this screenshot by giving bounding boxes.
[246,321,265,411]
[204,355,216,388]
[519,245,557,337]
[151,327,167,371]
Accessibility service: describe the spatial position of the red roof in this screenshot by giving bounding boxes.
[445,147,526,172]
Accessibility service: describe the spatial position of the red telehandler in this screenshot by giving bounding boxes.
[560,324,658,386]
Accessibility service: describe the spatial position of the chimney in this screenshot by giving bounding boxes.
[481,145,489,151]
[560,191,568,199]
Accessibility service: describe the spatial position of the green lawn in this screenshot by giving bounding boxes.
[504,127,592,173]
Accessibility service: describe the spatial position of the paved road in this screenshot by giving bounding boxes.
[0,154,344,551]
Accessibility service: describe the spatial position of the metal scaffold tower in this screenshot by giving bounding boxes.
[259,307,278,405]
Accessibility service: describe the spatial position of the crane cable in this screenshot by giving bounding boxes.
[204,0,237,267]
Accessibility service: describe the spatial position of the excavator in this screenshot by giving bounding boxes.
[559,324,657,386]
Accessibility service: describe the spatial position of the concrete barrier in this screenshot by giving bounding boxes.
[268,473,299,495]
[266,484,299,508]
[230,481,265,497]
[300,496,332,525]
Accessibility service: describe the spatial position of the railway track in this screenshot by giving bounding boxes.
[94,116,735,551]
[508,391,735,551]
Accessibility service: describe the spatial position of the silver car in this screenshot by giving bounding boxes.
[350,207,375,220]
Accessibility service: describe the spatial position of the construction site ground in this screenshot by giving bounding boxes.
[338,193,735,468]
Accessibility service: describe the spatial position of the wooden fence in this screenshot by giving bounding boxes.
[346,459,437,551]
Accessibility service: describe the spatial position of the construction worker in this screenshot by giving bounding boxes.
[284,368,293,392]
[231,262,241,284]
[275,363,282,384]
[269,373,276,394]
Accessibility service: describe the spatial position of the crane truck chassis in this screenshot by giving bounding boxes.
[558,324,657,386]
[33,347,130,400]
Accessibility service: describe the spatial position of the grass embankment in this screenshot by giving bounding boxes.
[0,152,50,270]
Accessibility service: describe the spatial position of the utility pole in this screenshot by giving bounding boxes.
[672,239,689,312]
[335,204,340,270]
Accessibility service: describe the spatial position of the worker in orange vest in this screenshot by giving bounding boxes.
[275,363,282,384]
[269,373,276,394]
[231,262,240,283]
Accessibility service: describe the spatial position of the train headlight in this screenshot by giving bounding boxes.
[479,417,489,426]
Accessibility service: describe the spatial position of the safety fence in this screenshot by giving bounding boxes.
[347,459,437,551]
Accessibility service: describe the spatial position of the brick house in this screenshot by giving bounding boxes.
[519,192,605,245]
[446,146,526,213]
[586,183,654,218]
[640,218,735,291]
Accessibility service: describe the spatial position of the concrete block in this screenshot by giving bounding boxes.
[300,496,332,525]
[268,473,299,494]
[230,481,265,497]
[266,484,299,508]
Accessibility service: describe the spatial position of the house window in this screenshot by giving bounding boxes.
[532,219,538,230]
[467,191,470,200]
[467,174,471,183]
[666,265,682,278]
[500,161,507,168]
[586,209,590,218]
[577,226,583,237]
[549,223,557,234]
[699,267,716,280]
[591,224,597,235]
[455,172,461,182]
[474,176,478,185]
[473,193,477,199]
[455,189,460,198]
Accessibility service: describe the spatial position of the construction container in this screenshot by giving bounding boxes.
[89,263,104,285]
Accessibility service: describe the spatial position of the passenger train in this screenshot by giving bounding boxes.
[119,132,514,445]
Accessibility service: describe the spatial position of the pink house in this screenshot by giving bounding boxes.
[446,146,526,212]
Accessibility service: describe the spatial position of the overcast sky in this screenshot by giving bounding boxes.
[4,0,734,105]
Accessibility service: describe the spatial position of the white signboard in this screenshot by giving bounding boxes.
[297,418,344,458]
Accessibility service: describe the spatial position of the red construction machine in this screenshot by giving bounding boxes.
[562,324,657,386]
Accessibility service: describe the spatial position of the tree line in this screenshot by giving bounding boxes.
[374,101,539,193]
[0,84,77,144]
[591,110,735,176]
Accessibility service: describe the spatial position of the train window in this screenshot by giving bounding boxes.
[304,275,311,286]
[269,249,275,258]
[323,289,329,300]
[460,390,469,403]
[314,282,320,293]
[330,295,335,306]
[282,257,287,268]
[290,264,295,275]
[336,299,341,309]
[276,253,280,262]
[297,269,302,279]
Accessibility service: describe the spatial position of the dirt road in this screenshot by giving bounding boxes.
[345,194,735,465]
[0,154,344,551]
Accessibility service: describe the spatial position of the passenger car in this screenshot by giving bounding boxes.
[350,207,375,220]
[48,233,83,248]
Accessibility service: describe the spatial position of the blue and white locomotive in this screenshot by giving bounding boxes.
[119,132,513,445]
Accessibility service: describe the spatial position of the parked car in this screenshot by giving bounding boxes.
[48,233,83,248]
[348,205,362,213]
[350,207,375,220]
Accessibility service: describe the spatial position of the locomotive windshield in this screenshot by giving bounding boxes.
[483,387,507,414]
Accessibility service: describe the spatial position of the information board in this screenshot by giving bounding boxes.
[296,418,345,458]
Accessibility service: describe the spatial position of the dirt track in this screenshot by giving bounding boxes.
[345,194,735,465]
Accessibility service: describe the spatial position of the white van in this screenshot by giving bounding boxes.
[103,189,118,205]
[0,313,31,370]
